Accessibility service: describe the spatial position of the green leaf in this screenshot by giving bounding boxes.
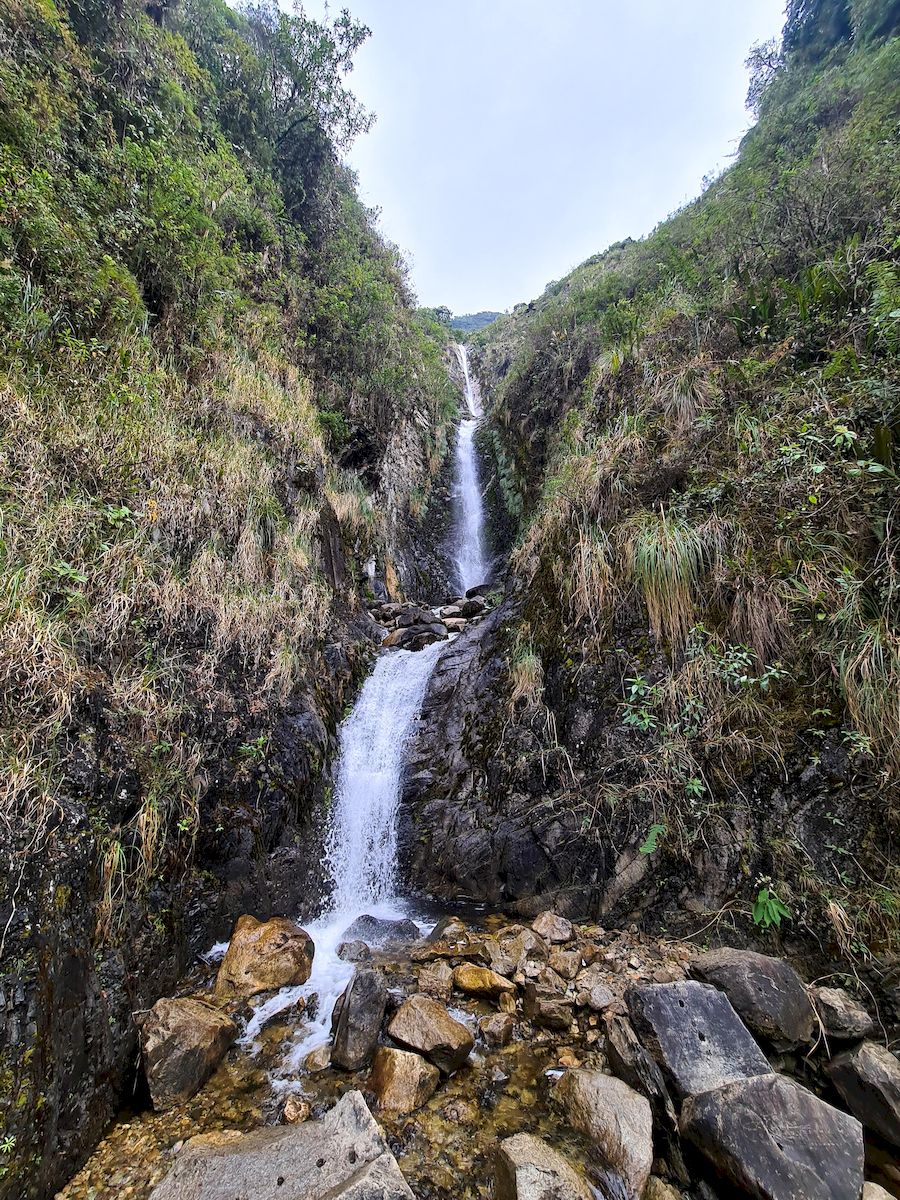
[639,823,667,855]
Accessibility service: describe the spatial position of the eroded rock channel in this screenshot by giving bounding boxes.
[58,913,900,1200]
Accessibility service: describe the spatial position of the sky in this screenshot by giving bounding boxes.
[303,1,787,315]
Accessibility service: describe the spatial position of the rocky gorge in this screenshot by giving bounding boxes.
[57,911,900,1199]
[2,0,900,1197]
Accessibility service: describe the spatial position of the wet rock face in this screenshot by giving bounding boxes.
[341,914,420,948]
[399,606,609,912]
[214,916,314,999]
[690,948,815,1051]
[626,981,773,1099]
[331,969,388,1072]
[140,997,237,1111]
[368,1046,440,1114]
[386,993,474,1074]
[494,1133,593,1200]
[148,1090,414,1200]
[680,1073,864,1200]
[828,1040,900,1147]
[553,1070,653,1199]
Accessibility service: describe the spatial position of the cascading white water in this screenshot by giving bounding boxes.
[452,344,489,592]
[245,640,445,1069]
[326,639,446,912]
[236,347,492,1078]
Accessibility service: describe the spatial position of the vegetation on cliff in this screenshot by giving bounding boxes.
[0,0,456,1192]
[474,0,900,955]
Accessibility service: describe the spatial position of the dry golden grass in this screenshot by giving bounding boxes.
[0,331,356,934]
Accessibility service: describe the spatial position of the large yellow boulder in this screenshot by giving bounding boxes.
[214,915,314,999]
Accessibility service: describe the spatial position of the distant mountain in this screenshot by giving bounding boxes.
[450,311,503,333]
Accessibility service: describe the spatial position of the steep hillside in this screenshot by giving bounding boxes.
[0,1,457,1194]
[408,0,900,965]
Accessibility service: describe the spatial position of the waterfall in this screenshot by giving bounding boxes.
[452,343,489,593]
[325,640,446,913]
[245,639,445,1067]
[243,346,491,1073]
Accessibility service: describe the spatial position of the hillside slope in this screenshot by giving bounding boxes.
[408,0,900,966]
[0,1,457,1194]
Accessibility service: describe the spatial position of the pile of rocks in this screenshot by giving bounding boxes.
[137,912,900,1200]
[368,588,490,651]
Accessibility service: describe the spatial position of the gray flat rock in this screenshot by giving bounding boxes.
[626,980,772,1099]
[681,1073,864,1200]
[148,1090,413,1199]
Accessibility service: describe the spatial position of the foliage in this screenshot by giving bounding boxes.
[752,886,792,928]
[476,8,900,954]
[0,0,456,950]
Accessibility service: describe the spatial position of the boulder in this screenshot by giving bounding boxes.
[549,948,581,980]
[500,926,549,972]
[604,1011,677,1127]
[522,984,572,1031]
[453,964,516,999]
[418,960,454,1000]
[626,981,773,1099]
[495,1133,593,1200]
[458,597,485,617]
[368,1046,440,1114]
[828,1040,900,1147]
[214,915,314,999]
[382,623,447,649]
[680,1072,864,1200]
[387,993,474,1074]
[480,936,517,977]
[553,1069,653,1199]
[304,1044,330,1073]
[337,940,371,963]
[863,1185,894,1199]
[480,1013,515,1048]
[811,986,876,1042]
[148,1090,413,1199]
[532,912,574,944]
[341,914,421,947]
[140,996,236,1110]
[575,966,615,1011]
[690,948,815,1051]
[331,968,388,1072]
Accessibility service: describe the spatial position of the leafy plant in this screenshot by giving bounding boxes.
[752,886,791,929]
[639,823,667,855]
[622,675,661,732]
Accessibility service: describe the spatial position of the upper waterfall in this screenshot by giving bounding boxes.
[451,344,489,593]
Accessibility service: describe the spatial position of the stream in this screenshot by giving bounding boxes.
[237,343,489,1084]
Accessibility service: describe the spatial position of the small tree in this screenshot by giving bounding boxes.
[745,38,783,115]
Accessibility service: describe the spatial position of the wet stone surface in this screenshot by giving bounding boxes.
[56,920,695,1200]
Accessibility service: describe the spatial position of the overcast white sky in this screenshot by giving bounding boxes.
[303,1,787,314]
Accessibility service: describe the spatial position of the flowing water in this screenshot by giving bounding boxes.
[238,346,489,1080]
[244,640,445,1072]
[452,343,489,592]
